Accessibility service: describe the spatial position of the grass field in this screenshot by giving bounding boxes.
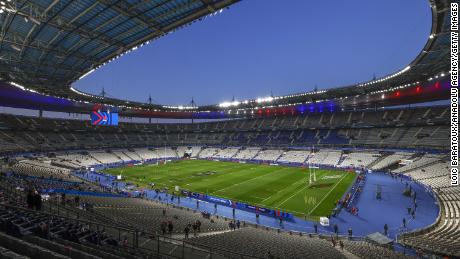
[103,160,356,218]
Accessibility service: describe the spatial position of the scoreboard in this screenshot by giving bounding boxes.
[91,111,118,126]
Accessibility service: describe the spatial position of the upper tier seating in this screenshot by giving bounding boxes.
[0,106,449,154]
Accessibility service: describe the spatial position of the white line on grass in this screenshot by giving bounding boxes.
[307,173,347,215]
[275,182,310,208]
[259,191,282,203]
[213,167,288,194]
[260,176,308,203]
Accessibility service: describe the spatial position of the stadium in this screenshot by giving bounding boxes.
[0,0,456,258]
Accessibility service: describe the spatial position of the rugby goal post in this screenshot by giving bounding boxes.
[308,165,319,184]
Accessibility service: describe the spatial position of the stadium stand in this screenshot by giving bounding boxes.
[0,0,453,257]
[370,152,413,171]
[133,148,158,161]
[233,147,261,160]
[404,161,450,181]
[307,150,343,167]
[189,227,346,259]
[0,109,453,259]
[176,146,202,158]
[56,153,99,168]
[277,150,310,164]
[0,127,453,258]
[342,240,414,259]
[400,187,460,257]
[392,154,445,174]
[71,196,230,235]
[11,161,76,181]
[198,147,220,159]
[0,106,450,154]
[339,152,380,168]
[153,148,178,159]
[88,152,123,165]
[253,149,284,162]
[214,147,240,159]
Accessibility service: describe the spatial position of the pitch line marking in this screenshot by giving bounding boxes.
[275,178,311,208]
[260,175,308,204]
[260,191,282,203]
[213,167,289,194]
[308,173,347,215]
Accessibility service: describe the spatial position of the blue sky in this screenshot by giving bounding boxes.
[73,0,431,106]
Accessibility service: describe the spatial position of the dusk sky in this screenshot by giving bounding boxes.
[73,0,431,106]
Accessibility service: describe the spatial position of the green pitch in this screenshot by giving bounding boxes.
[103,160,356,218]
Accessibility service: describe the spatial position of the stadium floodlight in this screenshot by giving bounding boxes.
[358,66,411,87]
[10,81,26,90]
[429,34,435,39]
[219,101,240,108]
[256,96,274,103]
[78,69,96,80]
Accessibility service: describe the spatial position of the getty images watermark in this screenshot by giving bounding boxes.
[451,3,458,186]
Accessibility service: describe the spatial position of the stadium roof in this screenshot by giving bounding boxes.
[0,0,452,116]
[0,0,239,96]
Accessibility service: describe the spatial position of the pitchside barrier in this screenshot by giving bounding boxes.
[180,190,294,220]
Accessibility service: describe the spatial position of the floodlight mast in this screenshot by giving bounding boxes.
[148,94,153,124]
[190,98,197,124]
